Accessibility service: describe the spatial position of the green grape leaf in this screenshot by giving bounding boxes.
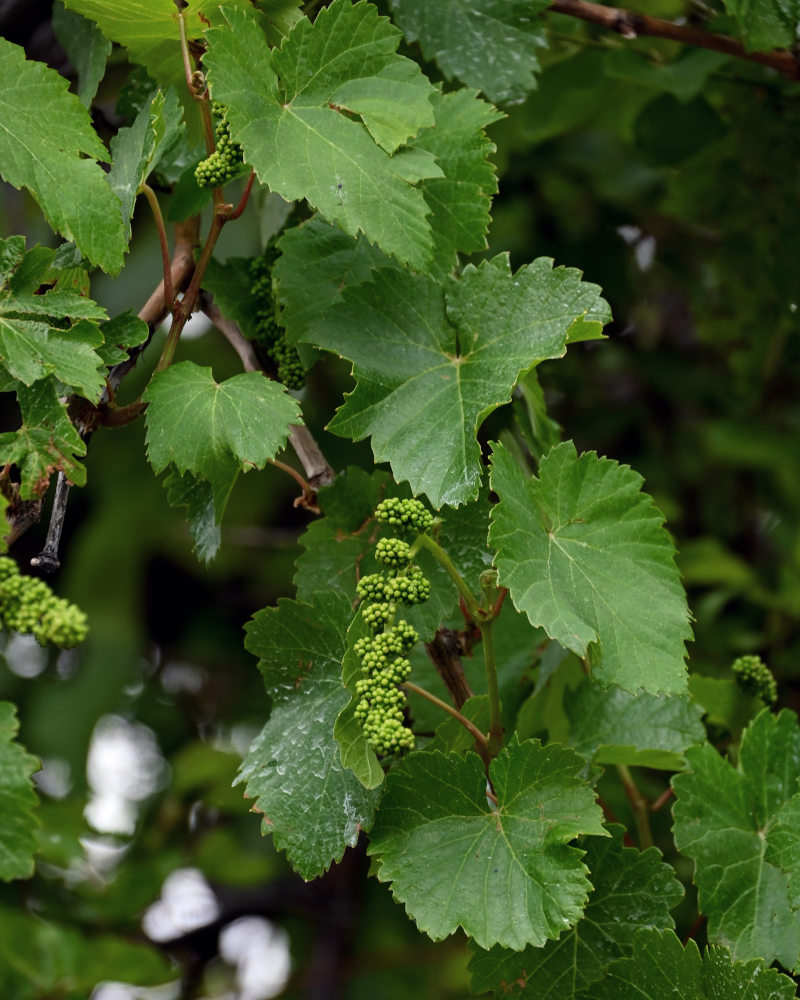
[489,441,692,695]
[109,87,185,243]
[142,361,301,480]
[0,703,39,881]
[468,826,683,999]
[411,88,502,278]
[368,736,607,949]
[52,1,112,108]
[275,219,389,346]
[202,255,263,340]
[96,312,149,367]
[203,1,440,266]
[0,38,125,274]
[163,464,240,564]
[0,382,87,498]
[593,928,797,1000]
[688,674,762,734]
[672,709,800,967]
[720,0,799,51]
[0,273,106,399]
[240,593,381,877]
[387,0,550,104]
[310,255,609,507]
[275,89,499,331]
[565,678,706,769]
[61,0,252,93]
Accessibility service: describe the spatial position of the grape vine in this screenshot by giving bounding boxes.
[0,0,798,997]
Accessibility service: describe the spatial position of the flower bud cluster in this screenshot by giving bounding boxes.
[0,557,88,648]
[352,499,434,756]
[248,252,306,390]
[732,654,777,705]
[195,101,245,188]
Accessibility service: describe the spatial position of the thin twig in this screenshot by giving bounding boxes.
[201,293,260,371]
[229,171,257,220]
[269,458,320,512]
[139,182,174,311]
[401,680,490,757]
[617,764,653,849]
[156,213,226,371]
[650,785,675,813]
[548,0,800,79]
[30,472,70,573]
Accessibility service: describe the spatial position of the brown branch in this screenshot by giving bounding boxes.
[136,217,200,337]
[548,0,800,80]
[200,292,335,491]
[424,628,475,710]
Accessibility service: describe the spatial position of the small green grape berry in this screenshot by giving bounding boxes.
[357,573,389,603]
[0,557,19,583]
[375,497,434,533]
[392,620,419,653]
[375,537,412,567]
[361,645,389,674]
[361,601,395,630]
[194,103,244,188]
[732,655,777,705]
[354,636,374,660]
[373,631,404,657]
[386,565,431,606]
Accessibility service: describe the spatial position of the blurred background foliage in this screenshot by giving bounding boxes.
[1,0,800,996]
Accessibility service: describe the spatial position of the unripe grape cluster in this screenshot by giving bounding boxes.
[732,654,777,705]
[0,557,88,648]
[353,500,434,756]
[248,252,306,390]
[375,497,434,534]
[195,101,245,188]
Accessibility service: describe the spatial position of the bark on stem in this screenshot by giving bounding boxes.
[548,0,800,79]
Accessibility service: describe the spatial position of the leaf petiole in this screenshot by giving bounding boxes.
[401,680,490,765]
[415,532,481,620]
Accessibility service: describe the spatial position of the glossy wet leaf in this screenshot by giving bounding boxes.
[240,593,381,878]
